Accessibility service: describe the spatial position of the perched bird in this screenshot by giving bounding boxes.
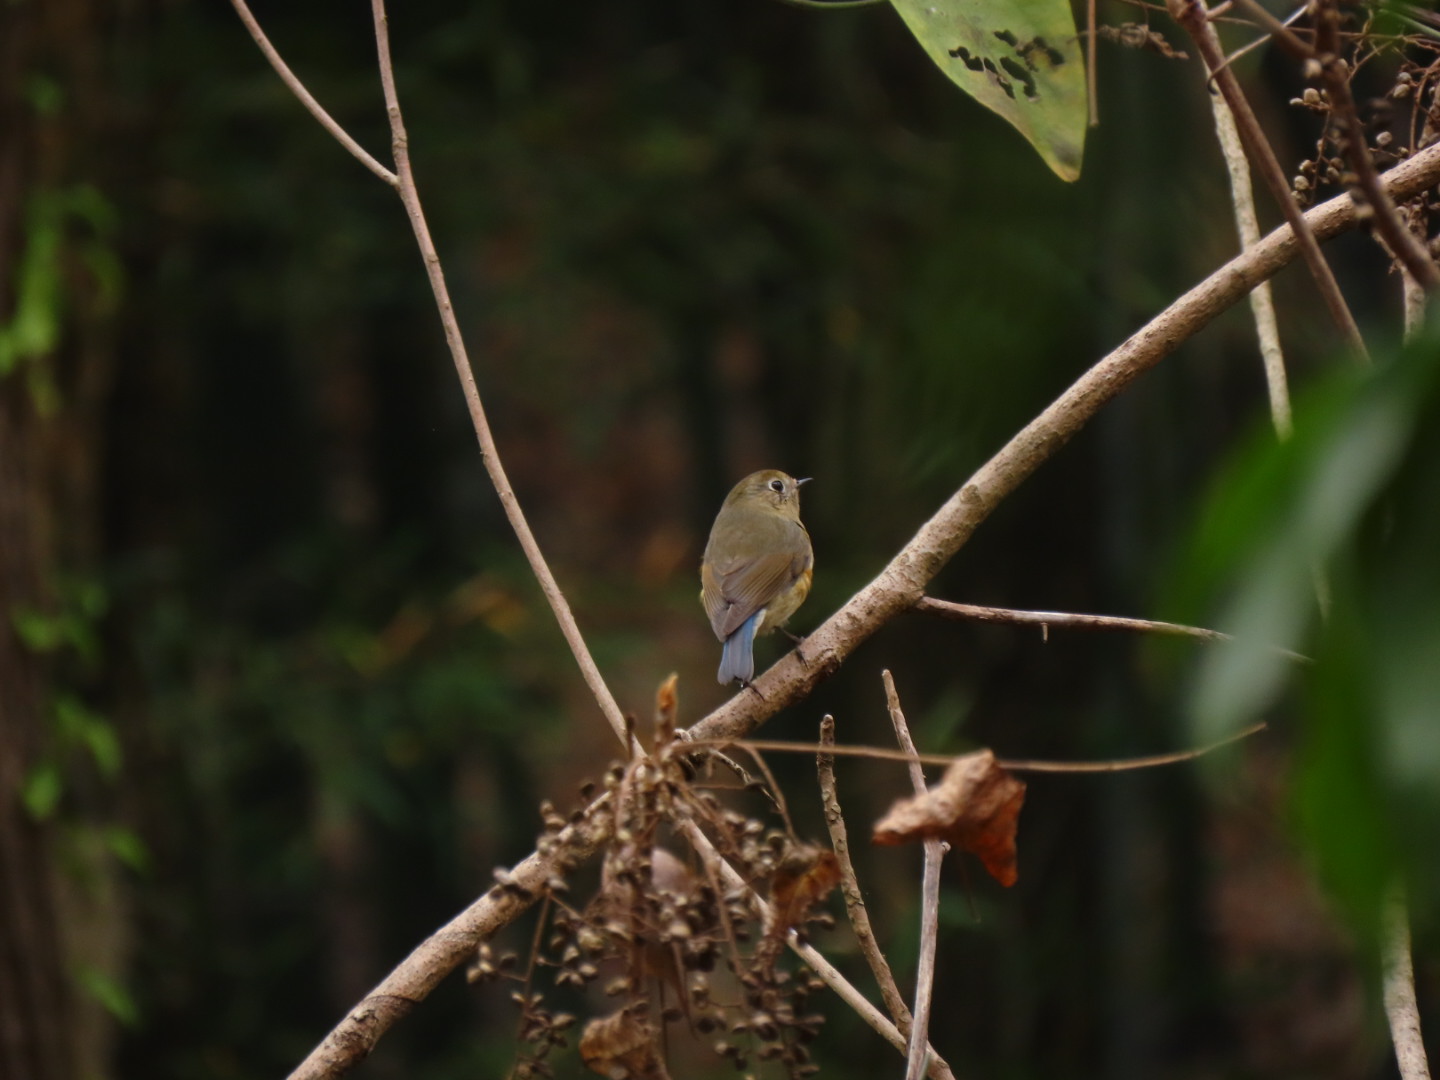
[700,470,814,686]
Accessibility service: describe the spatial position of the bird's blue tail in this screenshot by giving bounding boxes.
[717,610,763,685]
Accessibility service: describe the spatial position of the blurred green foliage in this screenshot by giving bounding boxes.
[1177,317,1440,947]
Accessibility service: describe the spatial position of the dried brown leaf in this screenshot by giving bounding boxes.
[580,1008,672,1080]
[767,845,841,940]
[654,673,679,749]
[1098,22,1188,60]
[872,749,1026,887]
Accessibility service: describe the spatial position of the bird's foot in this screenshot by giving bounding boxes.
[780,629,810,666]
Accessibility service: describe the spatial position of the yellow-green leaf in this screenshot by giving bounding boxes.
[889,0,1088,180]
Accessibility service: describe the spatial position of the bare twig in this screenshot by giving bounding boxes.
[817,716,913,1029]
[227,0,398,187]
[999,721,1265,772]
[367,0,631,749]
[1208,84,1292,437]
[680,820,957,1080]
[715,719,1266,771]
[914,596,1310,660]
[881,671,942,1080]
[1168,0,1369,359]
[917,596,1223,640]
[1383,883,1434,1080]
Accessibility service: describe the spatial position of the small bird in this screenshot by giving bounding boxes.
[700,470,814,686]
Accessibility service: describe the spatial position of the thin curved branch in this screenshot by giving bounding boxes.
[918,596,1231,640]
[685,139,1440,747]
[231,0,632,750]
[227,0,398,187]
[367,0,632,748]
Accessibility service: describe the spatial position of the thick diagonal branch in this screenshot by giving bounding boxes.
[685,139,1440,746]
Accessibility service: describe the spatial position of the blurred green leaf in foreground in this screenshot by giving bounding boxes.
[1174,316,1440,945]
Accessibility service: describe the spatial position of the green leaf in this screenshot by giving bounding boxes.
[1173,316,1440,940]
[103,826,152,874]
[1292,597,1392,946]
[1174,334,1434,743]
[0,195,64,376]
[887,0,1087,180]
[76,966,140,1027]
[12,607,70,652]
[22,763,63,820]
[55,696,122,777]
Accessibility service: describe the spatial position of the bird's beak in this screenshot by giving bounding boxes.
[796,477,812,486]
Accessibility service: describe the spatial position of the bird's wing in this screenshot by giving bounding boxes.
[701,521,811,640]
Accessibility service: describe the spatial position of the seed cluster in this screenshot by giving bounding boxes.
[471,733,840,1079]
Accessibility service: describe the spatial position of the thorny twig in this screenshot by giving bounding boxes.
[914,597,1310,660]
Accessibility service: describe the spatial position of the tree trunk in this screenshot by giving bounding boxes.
[0,2,124,1077]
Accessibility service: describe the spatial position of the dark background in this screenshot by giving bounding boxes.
[1,1,1433,1078]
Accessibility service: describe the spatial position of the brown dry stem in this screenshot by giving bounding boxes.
[881,671,943,1080]
[816,716,913,1030]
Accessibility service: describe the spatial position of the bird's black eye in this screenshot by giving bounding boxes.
[769,479,785,493]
